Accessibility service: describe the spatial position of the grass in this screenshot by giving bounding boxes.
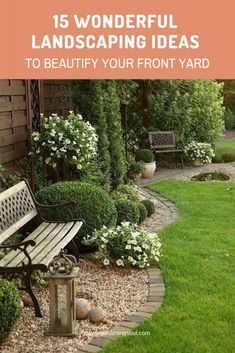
[214,138,235,162]
[101,181,235,353]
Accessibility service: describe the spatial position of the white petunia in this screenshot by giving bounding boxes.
[116,259,124,266]
[103,259,110,266]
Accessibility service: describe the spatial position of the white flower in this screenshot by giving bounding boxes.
[52,163,57,168]
[128,256,133,262]
[45,157,51,164]
[101,237,108,244]
[103,259,110,266]
[50,129,56,137]
[134,246,142,252]
[125,245,131,250]
[143,244,149,250]
[116,259,124,266]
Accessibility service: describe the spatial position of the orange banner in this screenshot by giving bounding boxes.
[0,0,234,78]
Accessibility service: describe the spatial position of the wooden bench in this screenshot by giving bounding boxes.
[148,131,184,168]
[0,180,84,317]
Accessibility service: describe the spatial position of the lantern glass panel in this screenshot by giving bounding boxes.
[55,284,68,328]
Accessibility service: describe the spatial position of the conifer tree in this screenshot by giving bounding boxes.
[104,80,127,188]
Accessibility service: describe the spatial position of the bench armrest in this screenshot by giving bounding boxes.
[0,240,35,266]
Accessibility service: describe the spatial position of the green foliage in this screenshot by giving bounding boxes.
[72,80,127,190]
[137,202,148,223]
[115,199,140,224]
[84,222,161,268]
[135,148,155,163]
[0,164,23,189]
[140,199,156,217]
[117,80,224,148]
[104,81,127,188]
[149,80,224,145]
[72,80,111,191]
[214,138,235,163]
[0,279,20,341]
[223,108,235,130]
[111,184,139,202]
[35,181,117,244]
[223,80,235,114]
[128,161,145,175]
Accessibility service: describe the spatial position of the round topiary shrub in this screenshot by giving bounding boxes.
[135,149,155,163]
[35,182,117,243]
[137,202,148,224]
[0,279,20,341]
[140,199,156,217]
[115,199,140,224]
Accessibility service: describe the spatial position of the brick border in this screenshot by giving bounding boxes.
[78,266,165,353]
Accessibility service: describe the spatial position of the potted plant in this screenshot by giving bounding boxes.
[184,141,215,166]
[135,149,156,178]
[128,161,145,181]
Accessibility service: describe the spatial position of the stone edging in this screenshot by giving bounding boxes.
[78,267,165,353]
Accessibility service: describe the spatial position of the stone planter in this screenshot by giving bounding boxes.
[142,162,156,178]
[192,158,203,167]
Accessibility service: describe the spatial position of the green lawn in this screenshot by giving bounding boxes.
[215,138,235,162]
[101,181,235,353]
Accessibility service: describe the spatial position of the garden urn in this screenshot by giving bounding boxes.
[142,161,156,178]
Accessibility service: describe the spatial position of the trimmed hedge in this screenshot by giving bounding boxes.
[0,279,20,341]
[36,181,117,242]
[115,199,140,224]
[137,202,148,224]
[140,199,156,217]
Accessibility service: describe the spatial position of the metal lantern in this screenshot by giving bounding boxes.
[45,250,79,336]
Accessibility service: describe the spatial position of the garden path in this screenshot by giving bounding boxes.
[139,162,235,184]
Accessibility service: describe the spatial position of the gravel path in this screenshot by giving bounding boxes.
[0,188,177,353]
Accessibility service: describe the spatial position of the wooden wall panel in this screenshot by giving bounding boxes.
[0,80,31,173]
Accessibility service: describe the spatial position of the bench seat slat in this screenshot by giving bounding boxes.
[35,221,82,266]
[0,221,82,268]
[31,222,74,265]
[7,223,66,268]
[0,222,51,267]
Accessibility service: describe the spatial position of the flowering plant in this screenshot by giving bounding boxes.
[184,141,215,163]
[84,222,161,268]
[31,111,98,171]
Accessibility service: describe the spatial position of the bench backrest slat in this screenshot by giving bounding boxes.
[0,181,38,243]
[149,131,176,149]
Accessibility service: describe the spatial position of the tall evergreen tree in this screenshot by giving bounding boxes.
[104,80,127,188]
[72,80,111,191]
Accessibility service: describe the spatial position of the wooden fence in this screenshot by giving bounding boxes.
[0,79,74,175]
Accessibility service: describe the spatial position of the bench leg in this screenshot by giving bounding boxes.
[25,272,43,318]
[181,152,184,169]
